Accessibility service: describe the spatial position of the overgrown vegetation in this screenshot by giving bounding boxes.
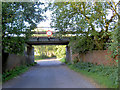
[2,2,47,55]
[50,1,119,60]
[34,45,66,59]
[68,62,118,88]
[2,62,37,82]
[50,2,119,88]
[2,1,119,87]
[60,57,66,63]
[108,26,118,62]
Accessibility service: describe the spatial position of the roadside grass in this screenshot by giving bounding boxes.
[59,57,66,63]
[67,62,118,88]
[2,62,37,83]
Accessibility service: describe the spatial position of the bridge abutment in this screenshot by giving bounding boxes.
[27,45,34,64]
[66,46,72,63]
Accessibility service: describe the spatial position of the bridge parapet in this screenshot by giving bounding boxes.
[29,37,70,41]
[27,37,70,45]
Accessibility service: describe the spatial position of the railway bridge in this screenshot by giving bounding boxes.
[25,31,72,64]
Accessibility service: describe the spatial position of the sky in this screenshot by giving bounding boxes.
[37,10,54,31]
[36,0,119,32]
[36,0,55,31]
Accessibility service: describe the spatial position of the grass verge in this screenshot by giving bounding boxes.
[59,57,66,63]
[2,62,37,83]
[67,63,118,88]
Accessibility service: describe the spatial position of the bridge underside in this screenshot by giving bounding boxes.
[27,41,69,45]
[26,37,70,45]
[25,37,72,64]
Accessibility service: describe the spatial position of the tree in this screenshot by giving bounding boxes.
[50,1,119,53]
[34,45,66,59]
[106,1,120,61]
[54,45,66,58]
[2,2,47,55]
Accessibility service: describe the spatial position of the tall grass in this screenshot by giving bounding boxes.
[2,62,37,82]
[67,62,118,88]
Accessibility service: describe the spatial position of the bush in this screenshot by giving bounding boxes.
[60,57,66,63]
[2,62,37,82]
[69,61,118,87]
[2,65,28,82]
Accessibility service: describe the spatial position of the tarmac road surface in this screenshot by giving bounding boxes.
[2,59,97,88]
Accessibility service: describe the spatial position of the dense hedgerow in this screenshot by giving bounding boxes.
[70,62,118,87]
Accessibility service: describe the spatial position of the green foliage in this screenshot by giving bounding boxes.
[60,57,66,63]
[2,62,37,82]
[26,62,37,66]
[68,62,118,88]
[35,55,51,60]
[34,62,37,64]
[54,45,66,58]
[3,37,26,55]
[68,64,116,88]
[50,2,117,49]
[34,45,66,59]
[50,1,119,59]
[2,2,47,54]
[2,65,28,82]
[108,24,118,60]
[34,45,55,57]
[69,35,95,54]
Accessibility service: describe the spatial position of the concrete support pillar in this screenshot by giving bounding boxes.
[27,45,34,64]
[66,46,72,63]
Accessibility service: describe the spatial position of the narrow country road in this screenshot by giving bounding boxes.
[3,59,97,88]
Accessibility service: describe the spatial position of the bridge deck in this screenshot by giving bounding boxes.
[27,37,70,45]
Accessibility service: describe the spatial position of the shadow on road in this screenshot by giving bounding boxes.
[3,58,97,88]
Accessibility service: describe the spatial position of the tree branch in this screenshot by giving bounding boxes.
[105,13,117,32]
[106,1,120,18]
